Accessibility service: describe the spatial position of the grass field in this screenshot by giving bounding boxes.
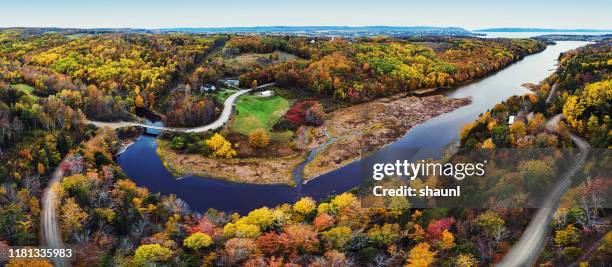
[214,88,238,103]
[230,94,290,136]
[233,51,298,66]
[213,51,301,74]
[11,84,39,100]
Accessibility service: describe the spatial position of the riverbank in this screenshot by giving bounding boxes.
[156,139,304,185]
[156,93,470,185]
[302,94,471,180]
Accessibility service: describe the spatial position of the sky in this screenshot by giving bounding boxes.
[0,0,610,30]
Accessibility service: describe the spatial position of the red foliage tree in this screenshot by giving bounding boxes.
[313,213,334,232]
[427,218,455,239]
[256,224,320,260]
[188,217,221,238]
[284,100,325,127]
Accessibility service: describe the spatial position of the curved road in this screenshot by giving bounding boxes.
[41,83,274,267]
[41,159,70,267]
[87,83,275,132]
[545,82,559,103]
[497,114,590,267]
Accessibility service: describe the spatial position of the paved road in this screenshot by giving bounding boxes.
[497,114,590,267]
[546,82,559,103]
[41,159,70,267]
[42,83,271,266]
[545,82,559,103]
[87,83,276,132]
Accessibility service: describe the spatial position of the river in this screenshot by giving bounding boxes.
[116,41,588,214]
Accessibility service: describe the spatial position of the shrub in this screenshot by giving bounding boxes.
[248,128,270,148]
[283,100,325,127]
[561,246,582,262]
[171,136,186,150]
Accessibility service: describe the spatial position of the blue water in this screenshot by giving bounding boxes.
[117,41,588,214]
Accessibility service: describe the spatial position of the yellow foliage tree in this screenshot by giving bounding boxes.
[455,254,479,267]
[439,229,456,250]
[134,244,173,264]
[509,120,527,144]
[37,163,46,175]
[330,192,358,210]
[248,128,270,148]
[183,232,213,250]
[61,197,88,235]
[205,133,237,158]
[405,242,436,267]
[135,94,145,108]
[481,138,496,149]
[293,197,316,215]
[6,259,53,267]
[412,224,426,241]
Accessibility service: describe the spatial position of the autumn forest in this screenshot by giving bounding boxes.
[0,27,610,267]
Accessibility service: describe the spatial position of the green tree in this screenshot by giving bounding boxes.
[322,226,352,250]
[519,159,554,193]
[477,211,506,244]
[171,136,186,150]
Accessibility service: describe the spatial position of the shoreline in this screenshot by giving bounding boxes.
[301,94,471,181]
[156,138,305,186]
[148,45,547,186]
[155,93,471,186]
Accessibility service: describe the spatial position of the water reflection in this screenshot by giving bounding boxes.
[117,41,588,214]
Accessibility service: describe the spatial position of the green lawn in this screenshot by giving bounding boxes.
[11,84,39,100]
[230,94,290,135]
[215,88,238,103]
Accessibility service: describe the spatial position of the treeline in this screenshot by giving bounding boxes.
[26,33,219,111]
[224,36,315,59]
[0,30,226,123]
[556,41,611,147]
[160,90,217,127]
[236,36,546,102]
[461,41,611,149]
[35,130,545,266]
[457,40,611,265]
[0,80,89,246]
[4,129,609,266]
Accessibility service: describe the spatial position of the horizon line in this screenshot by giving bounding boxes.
[1,25,612,32]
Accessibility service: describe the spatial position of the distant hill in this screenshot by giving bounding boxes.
[161,26,475,36]
[0,26,478,37]
[476,28,612,33]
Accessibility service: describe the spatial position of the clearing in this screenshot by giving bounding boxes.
[229,94,290,135]
[11,83,39,100]
[213,51,300,74]
[214,88,238,103]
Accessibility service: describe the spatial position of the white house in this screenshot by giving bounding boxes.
[200,84,216,93]
[508,115,516,125]
[255,90,274,97]
[222,79,240,87]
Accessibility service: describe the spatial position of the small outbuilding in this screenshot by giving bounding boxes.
[255,90,274,97]
[508,115,516,125]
